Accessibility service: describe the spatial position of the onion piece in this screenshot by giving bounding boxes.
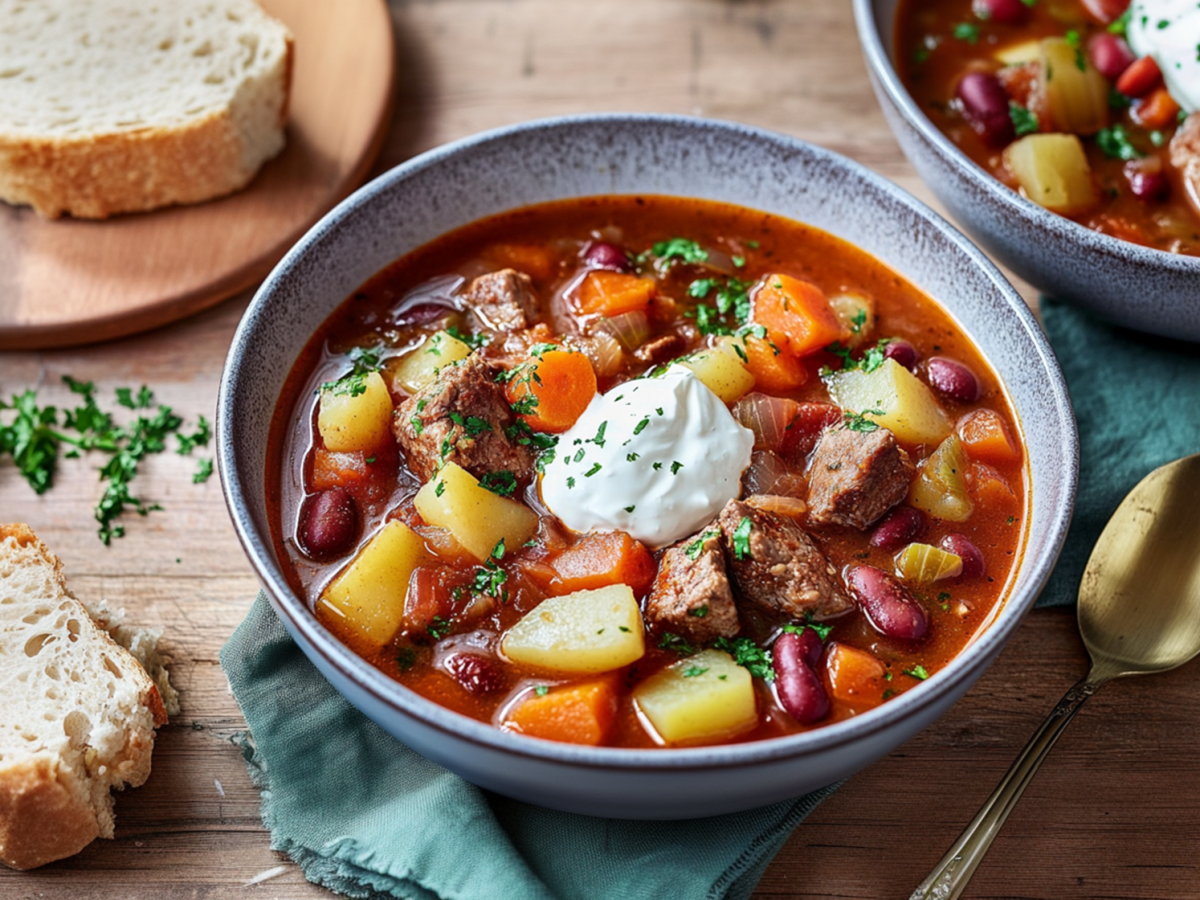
[743,450,807,498]
[578,331,625,378]
[746,494,808,518]
[735,392,799,452]
[592,310,651,351]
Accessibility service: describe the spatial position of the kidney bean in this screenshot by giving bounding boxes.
[1089,33,1136,80]
[926,357,981,403]
[1116,56,1162,99]
[973,0,1029,25]
[941,534,986,579]
[1125,161,1170,201]
[1081,0,1130,25]
[883,339,919,371]
[847,566,929,641]
[444,653,504,694]
[396,301,453,326]
[583,241,631,272]
[956,73,1015,147]
[870,506,927,551]
[772,631,830,725]
[301,488,357,559]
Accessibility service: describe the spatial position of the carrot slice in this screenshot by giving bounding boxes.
[825,642,886,709]
[550,531,657,596]
[576,271,655,317]
[968,461,1020,512]
[740,334,809,392]
[312,449,368,490]
[1132,87,1181,130]
[751,274,845,359]
[503,677,618,746]
[957,410,1021,466]
[506,349,597,433]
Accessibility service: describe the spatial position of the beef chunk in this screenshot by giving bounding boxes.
[393,354,537,486]
[634,334,686,365]
[717,499,853,620]
[806,427,913,530]
[464,269,540,332]
[645,526,739,643]
[1170,112,1200,219]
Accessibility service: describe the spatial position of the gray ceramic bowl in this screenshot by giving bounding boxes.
[218,114,1077,819]
[855,0,1200,342]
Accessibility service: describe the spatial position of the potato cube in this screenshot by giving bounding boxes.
[413,462,538,562]
[500,585,645,674]
[633,649,758,745]
[317,371,394,453]
[994,39,1042,66]
[1040,37,1109,136]
[825,358,951,445]
[1003,134,1097,215]
[827,292,875,348]
[393,330,473,394]
[909,435,975,522]
[318,520,432,649]
[680,344,755,404]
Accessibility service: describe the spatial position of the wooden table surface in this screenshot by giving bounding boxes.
[2,1,1197,898]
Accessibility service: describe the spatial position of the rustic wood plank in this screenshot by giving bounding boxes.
[0,0,1191,897]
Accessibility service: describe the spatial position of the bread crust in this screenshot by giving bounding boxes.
[0,33,294,220]
[0,523,168,870]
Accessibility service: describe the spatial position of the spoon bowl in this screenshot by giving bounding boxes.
[913,454,1200,900]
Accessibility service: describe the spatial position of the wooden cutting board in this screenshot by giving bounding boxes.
[0,0,394,350]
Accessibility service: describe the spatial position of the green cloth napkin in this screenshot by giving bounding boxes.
[1037,299,1200,607]
[221,597,841,900]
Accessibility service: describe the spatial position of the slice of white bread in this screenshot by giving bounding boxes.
[0,524,171,870]
[0,0,293,219]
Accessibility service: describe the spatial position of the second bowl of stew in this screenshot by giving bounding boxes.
[218,114,1077,818]
[855,0,1200,341]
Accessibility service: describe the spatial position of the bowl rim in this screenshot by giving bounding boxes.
[852,0,1200,275]
[218,112,1078,772]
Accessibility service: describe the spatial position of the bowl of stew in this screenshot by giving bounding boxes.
[855,0,1200,341]
[218,114,1077,818]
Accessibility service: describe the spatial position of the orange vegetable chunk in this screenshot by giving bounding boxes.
[312,449,368,490]
[576,271,655,317]
[751,274,845,359]
[968,461,1020,512]
[740,334,809,392]
[503,677,618,746]
[506,349,598,434]
[957,409,1021,466]
[825,642,886,709]
[487,243,554,281]
[550,531,657,597]
[1132,87,1181,131]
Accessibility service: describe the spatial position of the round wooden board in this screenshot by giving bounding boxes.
[0,0,395,350]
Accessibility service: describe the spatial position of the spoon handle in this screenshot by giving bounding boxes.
[909,674,1109,900]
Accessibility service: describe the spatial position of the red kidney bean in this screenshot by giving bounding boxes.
[847,566,929,641]
[444,653,504,694]
[1089,33,1136,80]
[1125,161,1170,201]
[772,631,830,725]
[583,241,631,272]
[1116,56,1162,99]
[883,339,919,371]
[1082,0,1130,25]
[870,506,927,551]
[926,357,981,403]
[941,534,986,579]
[956,73,1015,147]
[973,0,1029,25]
[300,488,357,559]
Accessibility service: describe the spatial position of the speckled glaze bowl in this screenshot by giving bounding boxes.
[218,114,1077,819]
[855,0,1200,342]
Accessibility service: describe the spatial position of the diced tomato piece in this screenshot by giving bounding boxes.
[957,409,1021,466]
[312,449,369,491]
[751,274,846,359]
[502,677,618,745]
[550,531,657,597]
[1116,56,1162,99]
[576,271,656,317]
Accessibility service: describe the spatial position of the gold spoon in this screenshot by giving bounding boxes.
[911,453,1200,900]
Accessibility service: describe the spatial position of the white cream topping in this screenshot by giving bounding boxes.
[539,366,754,549]
[1127,0,1200,114]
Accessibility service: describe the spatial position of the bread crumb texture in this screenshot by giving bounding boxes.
[0,524,173,869]
[0,0,293,218]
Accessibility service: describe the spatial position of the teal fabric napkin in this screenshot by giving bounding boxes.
[1037,299,1200,607]
[221,597,841,900]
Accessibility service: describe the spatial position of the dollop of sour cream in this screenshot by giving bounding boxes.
[540,366,754,549]
[1127,0,1200,114]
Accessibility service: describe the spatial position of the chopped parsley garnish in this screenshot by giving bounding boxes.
[464,416,492,435]
[688,606,709,618]
[193,458,214,484]
[731,516,753,560]
[849,308,868,335]
[1065,29,1086,71]
[1009,102,1039,136]
[624,505,636,513]
[953,22,980,43]
[731,255,746,268]
[396,648,417,671]
[479,470,518,497]
[844,409,885,433]
[510,395,539,416]
[633,417,650,435]
[783,618,833,641]
[589,421,608,448]
[618,625,631,633]
[686,276,753,335]
[470,540,509,601]
[904,665,930,681]
[584,462,602,477]
[427,616,452,640]
[566,476,576,489]
[658,632,696,655]
[648,238,709,267]
[410,416,424,435]
[176,416,211,454]
[685,529,720,560]
[534,685,550,697]
[1097,125,1143,161]
[626,452,640,462]
[321,346,384,396]
[682,666,709,678]
[1107,9,1130,35]
[670,461,683,475]
[713,636,774,681]
[446,326,488,349]
[688,278,721,299]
